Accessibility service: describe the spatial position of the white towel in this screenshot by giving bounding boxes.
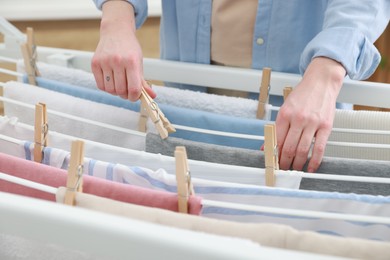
[327,109,390,160]
[3,81,155,151]
[153,85,272,120]
[17,60,97,90]
[17,60,273,120]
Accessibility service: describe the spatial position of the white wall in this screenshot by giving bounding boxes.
[0,0,161,21]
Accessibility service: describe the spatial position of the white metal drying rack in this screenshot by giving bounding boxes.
[1,16,390,109]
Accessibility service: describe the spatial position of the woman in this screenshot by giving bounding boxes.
[91,0,390,172]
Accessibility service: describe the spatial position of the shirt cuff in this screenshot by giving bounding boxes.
[92,0,148,29]
[299,27,381,80]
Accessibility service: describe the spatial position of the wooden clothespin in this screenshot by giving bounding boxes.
[20,27,41,85]
[64,140,85,206]
[175,146,195,214]
[138,98,149,132]
[256,67,272,119]
[283,86,293,101]
[264,124,279,187]
[34,102,48,163]
[139,80,176,139]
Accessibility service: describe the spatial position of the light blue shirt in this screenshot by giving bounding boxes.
[93,0,389,81]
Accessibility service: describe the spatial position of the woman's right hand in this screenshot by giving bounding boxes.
[91,1,156,101]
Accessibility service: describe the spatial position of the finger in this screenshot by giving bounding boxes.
[103,70,116,94]
[113,67,128,100]
[275,110,291,155]
[143,81,157,99]
[123,57,143,101]
[292,126,316,171]
[91,58,104,91]
[275,108,295,169]
[307,128,329,173]
[278,124,304,170]
[125,66,142,102]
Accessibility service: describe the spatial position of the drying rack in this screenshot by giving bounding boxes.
[0,15,390,260]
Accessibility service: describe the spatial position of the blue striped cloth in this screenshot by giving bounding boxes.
[22,141,390,241]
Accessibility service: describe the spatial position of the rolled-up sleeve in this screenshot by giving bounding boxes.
[300,0,390,80]
[92,0,148,29]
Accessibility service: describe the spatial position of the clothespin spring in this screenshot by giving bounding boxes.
[64,140,85,206]
[38,123,49,146]
[34,123,49,160]
[28,44,39,75]
[178,168,194,199]
[66,164,84,193]
[147,98,161,125]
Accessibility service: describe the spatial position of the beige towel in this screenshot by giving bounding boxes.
[56,187,390,259]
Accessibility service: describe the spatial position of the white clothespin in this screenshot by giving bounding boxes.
[20,27,40,85]
[34,102,48,163]
[264,124,279,187]
[64,140,85,206]
[139,80,176,139]
[283,86,293,101]
[175,146,195,214]
[256,67,271,119]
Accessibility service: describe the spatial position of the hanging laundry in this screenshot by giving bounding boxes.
[0,117,299,187]
[15,78,269,149]
[17,60,98,90]
[3,82,151,151]
[327,109,390,160]
[146,132,390,195]
[18,140,301,190]
[17,60,273,120]
[0,152,202,214]
[0,191,316,260]
[13,142,390,241]
[55,188,390,260]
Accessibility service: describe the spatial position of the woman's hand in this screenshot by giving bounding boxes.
[275,57,345,172]
[91,1,155,101]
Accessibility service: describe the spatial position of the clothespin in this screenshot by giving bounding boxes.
[139,80,176,139]
[256,67,272,119]
[283,86,293,101]
[20,27,40,85]
[264,124,279,187]
[64,140,85,206]
[138,98,149,132]
[175,146,195,214]
[34,102,48,163]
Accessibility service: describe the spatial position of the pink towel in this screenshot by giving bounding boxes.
[0,152,202,215]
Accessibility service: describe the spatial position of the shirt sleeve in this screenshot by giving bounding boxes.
[300,0,390,80]
[92,0,148,29]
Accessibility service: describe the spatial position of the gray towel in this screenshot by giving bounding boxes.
[146,133,390,196]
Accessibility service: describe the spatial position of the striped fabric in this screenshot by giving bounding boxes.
[0,116,301,188]
[21,141,390,242]
[327,109,390,160]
